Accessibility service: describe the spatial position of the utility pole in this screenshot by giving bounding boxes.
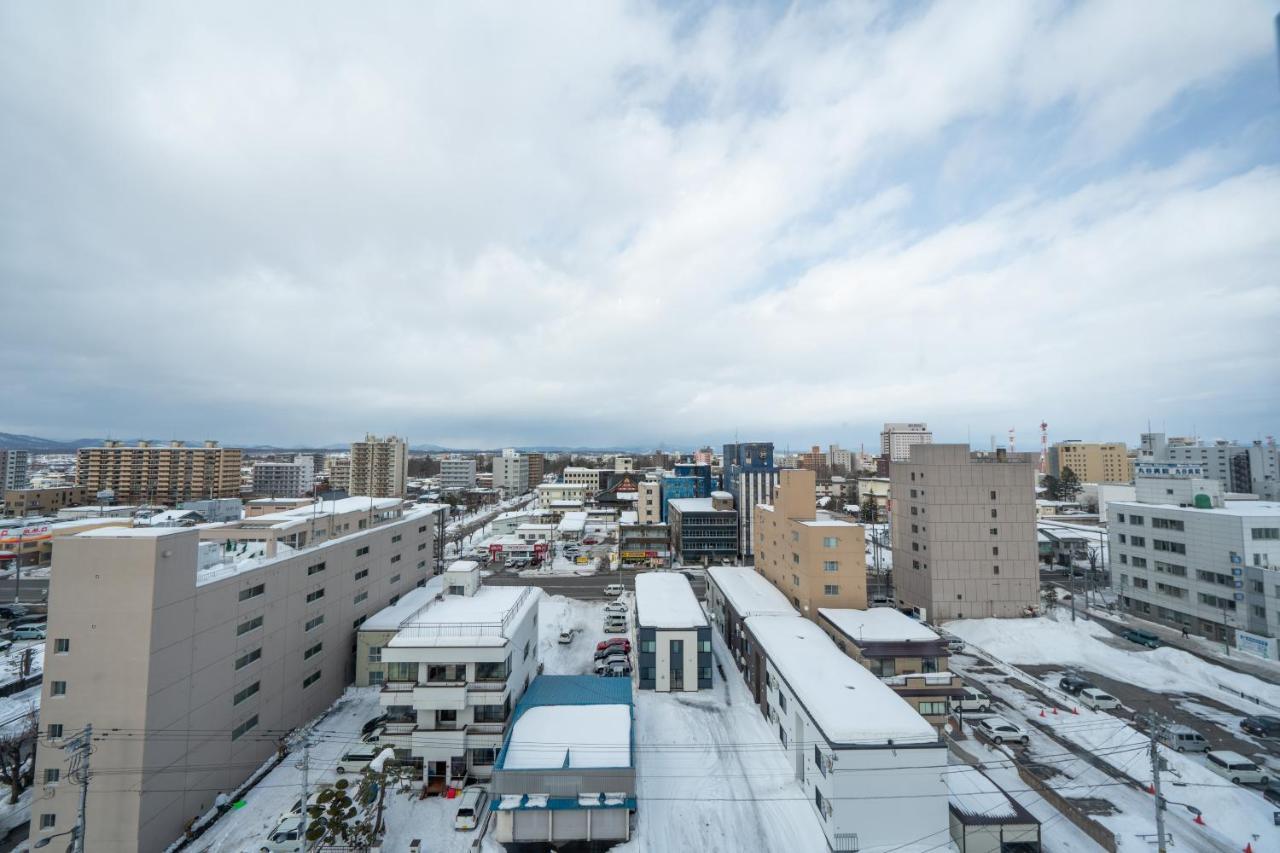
[1147,713,1169,853]
[64,723,92,853]
[297,737,311,845]
[1069,559,1077,622]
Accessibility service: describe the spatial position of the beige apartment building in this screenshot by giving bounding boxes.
[636,480,662,523]
[349,434,408,497]
[753,468,867,617]
[75,440,243,506]
[1048,441,1132,483]
[30,497,444,853]
[890,445,1039,621]
[526,452,545,490]
[3,485,91,517]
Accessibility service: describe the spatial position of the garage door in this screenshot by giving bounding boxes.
[551,808,588,841]
[590,808,629,840]
[513,810,547,842]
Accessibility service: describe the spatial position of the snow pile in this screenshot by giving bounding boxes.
[947,615,1280,713]
[502,705,631,770]
[635,571,706,628]
[537,596,610,676]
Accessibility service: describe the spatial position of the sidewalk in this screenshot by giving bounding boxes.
[1085,606,1280,686]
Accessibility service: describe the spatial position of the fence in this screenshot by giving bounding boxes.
[1013,762,1117,853]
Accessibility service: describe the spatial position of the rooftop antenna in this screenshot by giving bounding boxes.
[1008,427,1016,453]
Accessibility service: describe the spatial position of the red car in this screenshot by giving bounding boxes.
[583,538,600,545]
[596,638,631,652]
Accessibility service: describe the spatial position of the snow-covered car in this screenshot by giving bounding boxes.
[558,630,575,645]
[257,815,305,852]
[1205,750,1269,785]
[604,602,628,614]
[603,584,625,596]
[1078,688,1120,711]
[974,717,1029,745]
[599,662,631,677]
[594,654,630,673]
[595,645,629,661]
[949,687,991,713]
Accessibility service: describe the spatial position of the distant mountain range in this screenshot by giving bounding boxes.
[0,433,655,455]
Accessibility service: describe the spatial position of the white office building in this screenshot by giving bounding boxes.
[0,450,30,492]
[493,450,531,496]
[251,456,315,498]
[378,562,542,786]
[440,455,478,491]
[880,423,932,463]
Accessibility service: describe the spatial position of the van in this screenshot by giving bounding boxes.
[603,584,625,597]
[1157,725,1208,753]
[1078,688,1121,711]
[258,815,305,852]
[1204,750,1270,785]
[335,746,379,775]
[1121,629,1161,649]
[454,785,489,831]
[949,687,991,713]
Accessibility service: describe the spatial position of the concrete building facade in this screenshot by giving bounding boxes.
[250,456,314,498]
[440,455,478,491]
[75,440,243,505]
[0,450,30,493]
[349,434,408,497]
[722,442,779,558]
[881,422,932,463]
[30,498,444,852]
[493,450,530,496]
[636,480,662,524]
[3,485,90,517]
[525,452,545,491]
[754,468,867,618]
[1047,441,1132,483]
[668,495,737,565]
[634,572,711,691]
[891,445,1039,622]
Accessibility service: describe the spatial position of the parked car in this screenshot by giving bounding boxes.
[975,717,1029,745]
[454,785,490,831]
[11,626,44,640]
[583,538,600,545]
[361,725,385,744]
[603,621,628,634]
[1078,688,1121,711]
[604,602,628,614]
[8,614,45,628]
[1157,725,1209,753]
[507,559,528,569]
[1262,777,1280,807]
[603,584,625,596]
[361,714,388,736]
[0,605,28,620]
[949,687,991,713]
[595,646,630,661]
[1240,714,1280,738]
[0,639,12,653]
[599,662,631,677]
[1204,750,1270,785]
[335,746,380,775]
[594,654,630,673]
[558,630,575,645]
[1121,629,1161,648]
[1058,674,1094,696]
[258,815,305,852]
[597,638,630,653]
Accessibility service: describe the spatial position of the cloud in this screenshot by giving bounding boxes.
[0,0,1276,449]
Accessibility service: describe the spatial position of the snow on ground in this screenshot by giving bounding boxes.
[538,595,612,675]
[517,554,598,576]
[0,685,40,730]
[946,615,1280,715]
[616,631,829,853]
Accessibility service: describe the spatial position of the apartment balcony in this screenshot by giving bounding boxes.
[466,681,510,706]
[413,683,467,710]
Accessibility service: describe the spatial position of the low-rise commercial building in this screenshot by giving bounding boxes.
[816,608,963,729]
[618,521,669,567]
[177,498,243,523]
[855,477,890,522]
[3,485,89,518]
[562,466,608,497]
[536,482,588,509]
[755,468,867,617]
[635,572,711,692]
[667,494,737,565]
[744,614,947,852]
[636,480,662,524]
[490,675,635,844]
[379,562,542,788]
[30,498,444,852]
[355,580,444,687]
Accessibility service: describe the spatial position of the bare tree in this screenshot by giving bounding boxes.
[0,704,38,804]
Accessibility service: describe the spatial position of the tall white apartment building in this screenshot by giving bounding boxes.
[826,444,853,472]
[251,455,315,497]
[30,497,445,852]
[562,466,607,497]
[1110,471,1280,654]
[0,450,30,492]
[891,445,1039,621]
[440,455,477,491]
[880,423,932,463]
[378,562,541,787]
[349,434,408,497]
[326,454,351,491]
[492,449,530,495]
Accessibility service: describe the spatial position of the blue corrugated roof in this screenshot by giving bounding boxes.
[514,675,632,717]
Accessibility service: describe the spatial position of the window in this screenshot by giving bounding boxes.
[822,560,840,573]
[1152,518,1184,531]
[823,584,839,595]
[779,725,787,747]
[918,700,948,716]
[353,615,367,629]
[698,639,711,653]
[233,682,260,705]
[305,614,325,632]
[791,574,800,587]
[792,553,800,564]
[990,490,997,499]
[1129,515,1144,526]
[1119,554,1128,564]
[389,574,401,585]
[815,787,831,820]
[418,524,428,533]
[304,642,323,660]
[418,542,426,551]
[1130,536,1145,548]
[791,531,799,542]
[778,693,787,712]
[991,546,999,556]
[355,546,369,557]
[1152,539,1184,554]
[302,670,321,688]
[815,745,827,776]
[47,724,62,739]
[238,583,265,602]
[993,566,1000,575]
[991,508,998,519]
[1252,528,1280,540]
[476,656,510,681]
[50,681,66,696]
[390,554,401,563]
[822,536,838,548]
[369,671,384,685]
[368,645,382,662]
[1133,577,1149,589]
[307,561,326,576]
[391,534,402,543]
[54,638,69,654]
[231,714,259,740]
[470,747,498,767]
[641,666,655,681]
[1117,513,1126,523]
[236,615,263,636]
[640,640,656,653]
[235,648,262,670]
[40,814,55,830]
[43,768,59,784]
[523,639,531,661]
[1119,534,1127,544]
[354,568,369,582]
[306,588,325,603]
[354,591,368,605]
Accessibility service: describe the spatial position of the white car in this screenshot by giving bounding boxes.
[454,785,490,831]
[334,746,379,774]
[257,816,305,852]
[603,584,625,596]
[603,620,628,634]
[1205,750,1270,785]
[1078,687,1121,711]
[558,630,575,645]
[949,687,991,713]
[975,717,1029,745]
[604,602,628,614]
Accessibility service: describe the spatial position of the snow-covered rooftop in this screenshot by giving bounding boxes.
[361,577,443,631]
[501,705,631,770]
[635,572,707,629]
[818,608,940,644]
[946,765,1019,820]
[1109,499,1280,518]
[707,567,795,618]
[445,559,480,574]
[797,518,856,528]
[389,585,540,647]
[668,497,732,514]
[77,526,188,539]
[745,615,938,746]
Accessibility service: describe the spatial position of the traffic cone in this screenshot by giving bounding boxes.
[1193,814,1205,826]
[1072,707,1079,715]
[1146,783,1155,795]
[1040,709,1046,718]
[1052,707,1058,715]
[1243,844,1252,853]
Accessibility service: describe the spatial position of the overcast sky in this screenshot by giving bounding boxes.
[2,2,1277,451]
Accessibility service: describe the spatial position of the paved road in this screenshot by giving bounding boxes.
[485,569,708,601]
[0,579,48,603]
